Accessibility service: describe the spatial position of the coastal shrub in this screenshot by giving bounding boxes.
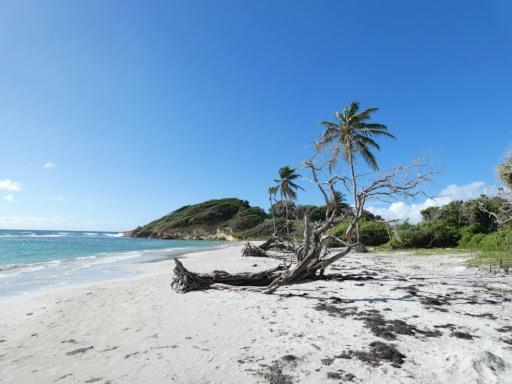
[420,196,509,232]
[390,220,461,249]
[458,231,486,249]
[477,228,512,252]
[295,205,327,221]
[465,228,512,270]
[235,218,285,239]
[271,201,296,218]
[229,207,267,231]
[332,220,390,246]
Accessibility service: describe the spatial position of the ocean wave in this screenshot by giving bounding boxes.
[0,233,67,238]
[104,232,124,238]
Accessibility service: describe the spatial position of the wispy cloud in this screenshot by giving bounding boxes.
[44,162,56,169]
[49,195,64,201]
[367,181,496,223]
[0,179,21,191]
[3,194,15,203]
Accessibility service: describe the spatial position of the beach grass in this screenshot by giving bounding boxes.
[467,250,512,269]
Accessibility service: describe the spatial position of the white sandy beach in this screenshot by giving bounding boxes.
[1,244,511,384]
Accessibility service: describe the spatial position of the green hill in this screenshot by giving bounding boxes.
[128,198,267,240]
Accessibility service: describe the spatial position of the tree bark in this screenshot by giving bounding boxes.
[269,195,276,234]
[241,242,269,257]
[171,258,285,293]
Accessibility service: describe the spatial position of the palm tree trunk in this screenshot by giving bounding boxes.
[348,151,360,244]
[269,195,276,234]
[284,198,289,234]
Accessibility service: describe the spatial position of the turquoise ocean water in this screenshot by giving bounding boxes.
[0,229,224,298]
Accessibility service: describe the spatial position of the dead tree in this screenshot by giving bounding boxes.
[171,158,435,294]
[171,259,286,293]
[478,151,512,227]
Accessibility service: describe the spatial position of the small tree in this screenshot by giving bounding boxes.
[497,150,512,189]
[317,102,395,249]
[268,186,278,234]
[480,149,512,227]
[274,166,304,234]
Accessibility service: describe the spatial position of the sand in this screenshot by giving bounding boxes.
[1,244,511,384]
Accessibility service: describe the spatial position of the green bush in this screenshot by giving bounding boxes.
[295,205,327,222]
[465,228,512,270]
[420,196,509,233]
[458,231,486,249]
[390,220,461,249]
[234,218,285,239]
[458,227,512,252]
[229,207,267,231]
[332,220,390,246]
[477,228,512,252]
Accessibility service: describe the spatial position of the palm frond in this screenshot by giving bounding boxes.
[359,147,379,170]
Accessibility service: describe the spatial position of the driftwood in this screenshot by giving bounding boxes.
[241,242,269,257]
[241,236,296,258]
[171,258,285,293]
[352,243,368,253]
[170,156,435,294]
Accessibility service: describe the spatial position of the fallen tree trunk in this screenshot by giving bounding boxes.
[170,258,286,293]
[241,236,296,257]
[241,242,269,257]
[169,156,434,294]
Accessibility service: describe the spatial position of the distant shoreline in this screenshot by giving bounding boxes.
[0,229,229,299]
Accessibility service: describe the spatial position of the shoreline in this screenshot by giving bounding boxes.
[0,241,234,302]
[0,241,236,303]
[1,244,511,383]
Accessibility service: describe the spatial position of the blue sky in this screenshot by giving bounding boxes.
[1,0,511,231]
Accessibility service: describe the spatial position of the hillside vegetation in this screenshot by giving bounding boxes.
[129,198,267,240]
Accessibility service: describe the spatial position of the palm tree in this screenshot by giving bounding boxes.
[317,102,394,244]
[268,186,278,234]
[274,166,304,233]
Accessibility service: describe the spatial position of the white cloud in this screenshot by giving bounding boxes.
[3,194,15,203]
[0,179,21,191]
[44,162,56,169]
[49,195,64,201]
[367,181,496,223]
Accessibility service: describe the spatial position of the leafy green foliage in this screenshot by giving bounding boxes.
[271,201,296,218]
[420,196,510,232]
[317,101,394,171]
[465,228,512,269]
[273,166,303,202]
[235,218,285,240]
[332,219,390,246]
[229,207,267,231]
[390,220,461,249]
[295,205,327,221]
[461,227,512,252]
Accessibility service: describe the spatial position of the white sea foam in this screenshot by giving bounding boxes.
[0,239,226,298]
[0,233,66,238]
[105,232,124,238]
